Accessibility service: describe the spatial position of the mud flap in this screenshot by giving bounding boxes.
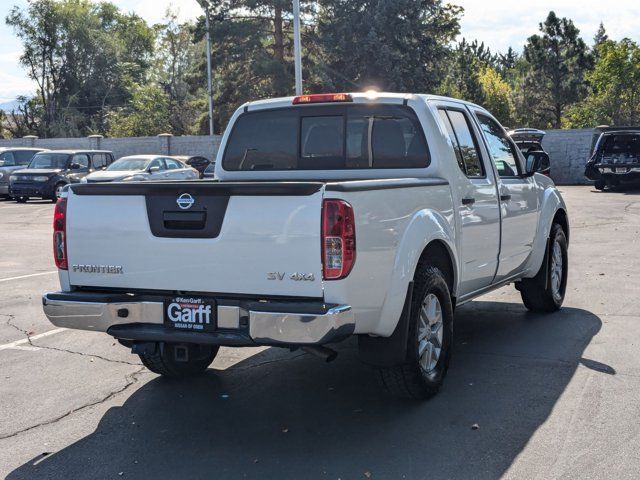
[357,282,413,368]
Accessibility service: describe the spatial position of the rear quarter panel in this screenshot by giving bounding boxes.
[323,184,456,336]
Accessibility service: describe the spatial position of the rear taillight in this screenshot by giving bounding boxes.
[322,199,356,280]
[53,198,68,270]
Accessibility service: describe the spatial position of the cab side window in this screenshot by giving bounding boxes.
[148,159,164,171]
[72,154,90,170]
[91,153,107,169]
[164,158,182,170]
[476,114,520,177]
[438,108,484,177]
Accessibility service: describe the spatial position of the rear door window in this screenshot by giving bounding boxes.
[438,109,484,177]
[223,105,429,171]
[164,158,182,170]
[91,153,107,169]
[600,134,640,161]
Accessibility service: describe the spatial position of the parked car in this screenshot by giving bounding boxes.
[9,150,114,202]
[42,92,568,400]
[173,155,211,178]
[0,148,47,198]
[585,127,640,190]
[82,155,199,183]
[508,128,551,177]
[202,162,216,179]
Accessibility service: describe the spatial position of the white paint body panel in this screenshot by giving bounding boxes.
[65,190,324,297]
[59,93,569,338]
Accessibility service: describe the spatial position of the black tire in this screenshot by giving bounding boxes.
[15,196,27,203]
[594,179,606,191]
[53,183,67,201]
[138,343,218,377]
[379,265,454,400]
[517,223,568,312]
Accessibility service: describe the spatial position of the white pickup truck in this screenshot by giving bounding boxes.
[43,92,569,399]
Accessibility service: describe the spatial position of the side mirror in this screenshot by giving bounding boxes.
[148,166,160,173]
[69,163,81,170]
[526,151,551,175]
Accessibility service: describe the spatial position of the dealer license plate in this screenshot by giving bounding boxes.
[163,296,217,332]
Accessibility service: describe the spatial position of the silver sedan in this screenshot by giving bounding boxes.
[82,155,199,183]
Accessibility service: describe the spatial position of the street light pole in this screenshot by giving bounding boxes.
[292,0,303,95]
[203,7,215,136]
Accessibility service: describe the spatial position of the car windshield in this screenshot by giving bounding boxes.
[28,153,70,169]
[107,158,149,171]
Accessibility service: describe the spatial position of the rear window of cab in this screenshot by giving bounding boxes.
[222,105,430,171]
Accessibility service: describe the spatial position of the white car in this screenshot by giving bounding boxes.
[82,155,199,183]
[43,92,568,400]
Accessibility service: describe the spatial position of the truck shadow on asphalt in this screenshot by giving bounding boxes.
[9,302,605,480]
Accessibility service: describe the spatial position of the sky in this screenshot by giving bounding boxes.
[0,0,639,102]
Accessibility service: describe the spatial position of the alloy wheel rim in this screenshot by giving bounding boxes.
[55,185,63,198]
[550,239,563,301]
[418,293,443,373]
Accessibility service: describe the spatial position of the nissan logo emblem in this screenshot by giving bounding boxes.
[176,193,195,210]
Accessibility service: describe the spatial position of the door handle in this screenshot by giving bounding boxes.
[462,197,476,206]
[500,194,512,201]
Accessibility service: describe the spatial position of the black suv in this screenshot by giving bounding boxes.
[585,127,640,190]
[10,150,114,202]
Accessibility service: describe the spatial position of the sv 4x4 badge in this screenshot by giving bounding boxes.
[267,272,315,281]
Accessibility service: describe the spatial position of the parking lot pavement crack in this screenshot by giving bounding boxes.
[28,342,141,366]
[2,313,35,346]
[0,367,146,441]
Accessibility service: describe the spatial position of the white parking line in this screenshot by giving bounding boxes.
[0,271,57,283]
[0,328,65,351]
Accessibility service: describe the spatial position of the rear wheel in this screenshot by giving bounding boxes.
[517,223,568,312]
[379,265,453,399]
[138,343,218,377]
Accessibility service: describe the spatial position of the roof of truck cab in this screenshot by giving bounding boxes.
[244,92,486,112]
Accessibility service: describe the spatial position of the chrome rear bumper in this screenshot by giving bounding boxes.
[42,292,354,346]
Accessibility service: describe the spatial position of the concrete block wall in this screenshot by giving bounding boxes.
[542,128,595,185]
[0,134,223,163]
[0,130,596,184]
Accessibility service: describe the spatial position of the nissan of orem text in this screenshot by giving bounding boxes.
[43,92,569,399]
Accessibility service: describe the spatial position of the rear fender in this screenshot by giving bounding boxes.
[373,208,458,337]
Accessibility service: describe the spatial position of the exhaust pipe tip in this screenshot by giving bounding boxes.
[301,345,338,363]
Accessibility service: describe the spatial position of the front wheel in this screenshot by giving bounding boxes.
[53,183,67,201]
[594,179,606,191]
[517,223,568,312]
[138,343,218,377]
[379,265,454,399]
[15,196,27,203]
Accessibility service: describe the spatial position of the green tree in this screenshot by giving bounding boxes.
[6,0,155,137]
[564,39,640,127]
[316,0,461,93]
[522,11,593,128]
[107,83,171,137]
[439,38,491,104]
[479,66,514,125]
[153,9,202,135]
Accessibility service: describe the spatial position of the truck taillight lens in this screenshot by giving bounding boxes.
[53,198,68,270]
[322,199,356,280]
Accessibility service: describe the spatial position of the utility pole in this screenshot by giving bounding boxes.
[292,0,303,95]
[197,0,215,136]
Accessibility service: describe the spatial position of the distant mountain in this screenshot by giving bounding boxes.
[0,99,21,112]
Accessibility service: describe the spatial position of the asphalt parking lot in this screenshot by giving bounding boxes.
[1,185,639,480]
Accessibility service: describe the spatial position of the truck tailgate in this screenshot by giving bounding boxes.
[65,182,324,298]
